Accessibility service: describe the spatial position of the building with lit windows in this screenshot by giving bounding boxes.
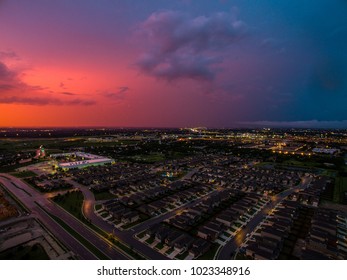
[34,145,46,159]
[50,152,114,170]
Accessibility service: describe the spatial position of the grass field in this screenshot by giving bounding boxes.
[94,204,102,211]
[333,176,347,203]
[93,191,115,201]
[321,169,338,177]
[53,190,84,220]
[0,160,42,173]
[52,190,145,259]
[11,170,37,178]
[197,243,219,260]
[281,160,321,168]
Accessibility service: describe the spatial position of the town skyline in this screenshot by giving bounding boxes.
[1,127,346,260]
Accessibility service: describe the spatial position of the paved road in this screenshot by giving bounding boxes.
[68,179,169,260]
[69,179,226,260]
[130,189,217,233]
[217,176,312,260]
[1,172,311,260]
[0,174,129,260]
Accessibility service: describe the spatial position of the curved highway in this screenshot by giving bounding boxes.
[68,179,169,260]
[0,174,129,260]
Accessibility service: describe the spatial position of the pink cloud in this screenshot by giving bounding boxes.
[0,59,95,106]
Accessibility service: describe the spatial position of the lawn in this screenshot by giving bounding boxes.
[165,247,175,255]
[175,251,189,260]
[51,192,146,260]
[100,212,109,218]
[282,160,321,168]
[136,231,146,239]
[197,243,220,260]
[93,191,115,201]
[255,162,273,167]
[146,236,155,244]
[11,170,37,178]
[333,176,347,203]
[52,190,84,220]
[321,169,338,177]
[0,160,43,173]
[155,243,164,250]
[94,204,102,211]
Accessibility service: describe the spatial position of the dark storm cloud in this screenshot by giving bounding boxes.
[310,58,345,93]
[136,10,246,81]
[240,120,347,129]
[138,53,218,81]
[272,0,347,123]
[232,0,347,124]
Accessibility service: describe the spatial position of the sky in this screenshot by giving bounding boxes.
[0,0,347,128]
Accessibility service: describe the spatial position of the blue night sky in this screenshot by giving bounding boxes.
[0,0,346,128]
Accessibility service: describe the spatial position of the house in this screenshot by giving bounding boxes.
[165,230,183,247]
[155,227,169,242]
[173,234,195,253]
[216,214,236,227]
[121,211,139,224]
[197,227,219,241]
[301,249,330,260]
[145,224,161,238]
[204,221,223,234]
[188,239,211,258]
[312,222,336,236]
[261,227,286,241]
[245,242,278,260]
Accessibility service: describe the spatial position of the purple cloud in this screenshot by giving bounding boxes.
[0,50,20,60]
[104,86,129,101]
[0,84,16,90]
[135,10,246,82]
[60,91,76,96]
[0,61,16,81]
[117,86,129,95]
[59,82,67,89]
[0,95,95,106]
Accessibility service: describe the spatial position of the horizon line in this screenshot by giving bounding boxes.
[0,125,346,130]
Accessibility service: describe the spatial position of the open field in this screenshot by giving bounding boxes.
[52,190,85,220]
[10,170,37,178]
[333,176,347,203]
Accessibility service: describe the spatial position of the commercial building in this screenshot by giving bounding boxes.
[50,152,114,170]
